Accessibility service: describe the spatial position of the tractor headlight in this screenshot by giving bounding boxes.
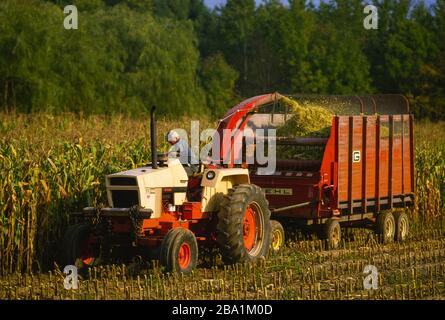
[206,171,216,180]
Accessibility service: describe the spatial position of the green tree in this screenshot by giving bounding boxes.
[248,0,292,93]
[428,0,445,120]
[366,0,438,118]
[307,0,372,94]
[219,0,255,92]
[0,1,61,112]
[46,0,105,11]
[200,53,239,116]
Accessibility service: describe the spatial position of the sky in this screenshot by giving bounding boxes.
[204,0,437,9]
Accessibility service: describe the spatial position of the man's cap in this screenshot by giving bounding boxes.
[167,130,180,142]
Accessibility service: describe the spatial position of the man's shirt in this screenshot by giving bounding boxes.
[168,139,198,167]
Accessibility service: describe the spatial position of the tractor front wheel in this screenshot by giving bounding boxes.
[160,228,198,273]
[60,224,100,269]
[217,184,271,264]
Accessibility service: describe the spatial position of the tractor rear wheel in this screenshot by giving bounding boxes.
[270,220,285,253]
[61,224,100,269]
[375,211,395,244]
[320,219,341,250]
[394,211,409,242]
[160,228,198,273]
[217,184,271,264]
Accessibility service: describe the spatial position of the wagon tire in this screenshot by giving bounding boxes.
[321,219,341,250]
[394,211,409,242]
[270,220,285,253]
[160,228,198,273]
[375,211,395,244]
[217,184,271,264]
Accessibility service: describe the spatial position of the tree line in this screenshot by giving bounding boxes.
[0,0,444,119]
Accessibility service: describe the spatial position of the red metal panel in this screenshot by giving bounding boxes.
[409,115,415,193]
[334,117,340,208]
[351,117,364,201]
[403,115,412,194]
[379,116,390,200]
[182,202,207,220]
[388,116,394,209]
[250,174,320,218]
[337,117,350,202]
[392,115,403,196]
[365,117,376,200]
[401,116,405,197]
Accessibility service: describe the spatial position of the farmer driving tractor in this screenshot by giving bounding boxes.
[167,130,198,177]
[167,130,201,201]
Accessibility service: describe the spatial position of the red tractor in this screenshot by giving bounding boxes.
[62,93,415,272]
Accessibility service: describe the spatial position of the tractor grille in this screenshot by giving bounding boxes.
[109,177,137,186]
[111,190,139,208]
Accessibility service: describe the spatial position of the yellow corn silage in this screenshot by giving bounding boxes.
[274,96,333,160]
[274,96,390,160]
[276,96,333,138]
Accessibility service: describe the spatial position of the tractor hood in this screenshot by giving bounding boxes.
[106,158,188,188]
[105,158,188,216]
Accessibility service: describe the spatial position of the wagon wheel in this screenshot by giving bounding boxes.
[394,211,409,242]
[270,220,285,253]
[217,184,271,264]
[375,211,395,244]
[159,228,198,273]
[321,219,341,250]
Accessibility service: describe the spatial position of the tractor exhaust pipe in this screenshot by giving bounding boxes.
[150,106,158,169]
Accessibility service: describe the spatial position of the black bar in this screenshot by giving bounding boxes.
[348,117,353,214]
[150,106,158,169]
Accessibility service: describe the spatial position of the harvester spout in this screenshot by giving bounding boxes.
[150,106,158,169]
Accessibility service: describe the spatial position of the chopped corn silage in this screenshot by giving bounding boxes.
[267,96,392,161]
[275,96,333,160]
[276,96,333,138]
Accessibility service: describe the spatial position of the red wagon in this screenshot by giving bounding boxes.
[215,93,415,249]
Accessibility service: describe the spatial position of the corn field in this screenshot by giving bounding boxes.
[0,113,444,300]
[1,230,444,300]
[0,113,214,273]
